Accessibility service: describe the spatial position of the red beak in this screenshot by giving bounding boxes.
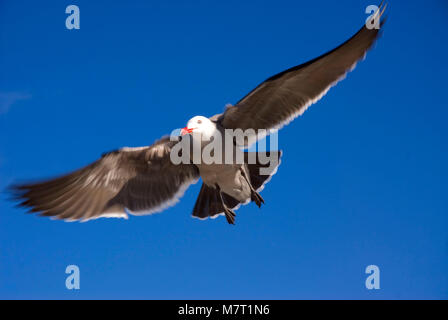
[181,127,194,135]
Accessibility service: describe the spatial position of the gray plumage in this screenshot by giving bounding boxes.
[9,4,386,224]
[10,137,199,221]
[214,3,386,145]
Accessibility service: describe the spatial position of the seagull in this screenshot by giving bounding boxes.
[9,4,386,224]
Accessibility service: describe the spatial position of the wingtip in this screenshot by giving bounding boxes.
[378,1,388,27]
[366,1,387,31]
[3,183,25,202]
[380,2,388,27]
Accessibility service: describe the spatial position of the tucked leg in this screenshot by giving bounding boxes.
[215,184,236,225]
[240,168,265,208]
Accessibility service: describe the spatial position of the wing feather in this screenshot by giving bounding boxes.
[218,3,387,145]
[9,136,199,221]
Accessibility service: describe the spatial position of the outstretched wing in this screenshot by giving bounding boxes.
[216,3,386,145]
[9,136,199,222]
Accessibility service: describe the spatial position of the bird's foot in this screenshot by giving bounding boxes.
[251,191,265,208]
[223,207,236,225]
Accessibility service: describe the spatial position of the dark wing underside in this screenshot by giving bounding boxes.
[9,137,199,222]
[215,3,386,145]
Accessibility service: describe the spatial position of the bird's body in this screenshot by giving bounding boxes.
[9,3,387,224]
[183,117,251,203]
[198,163,250,203]
[178,116,272,223]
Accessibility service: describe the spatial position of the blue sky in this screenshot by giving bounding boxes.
[0,0,447,299]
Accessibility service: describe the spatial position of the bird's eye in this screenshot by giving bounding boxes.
[197,119,202,124]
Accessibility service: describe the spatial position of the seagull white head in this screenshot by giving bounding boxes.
[181,116,216,138]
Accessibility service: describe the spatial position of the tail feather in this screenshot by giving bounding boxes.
[192,184,209,219]
[192,184,239,220]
